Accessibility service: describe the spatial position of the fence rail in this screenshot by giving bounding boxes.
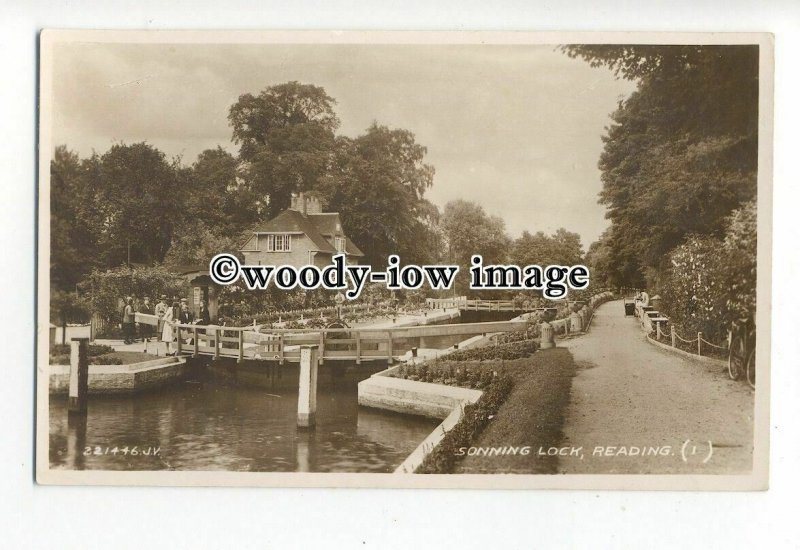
[634,300,728,359]
[135,312,526,365]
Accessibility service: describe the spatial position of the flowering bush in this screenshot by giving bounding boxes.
[660,200,756,343]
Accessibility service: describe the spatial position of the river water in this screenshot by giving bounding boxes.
[48,321,501,473]
[49,364,438,473]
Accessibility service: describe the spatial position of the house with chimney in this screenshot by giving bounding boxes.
[239,193,365,268]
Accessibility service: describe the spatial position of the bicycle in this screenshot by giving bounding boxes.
[728,317,756,389]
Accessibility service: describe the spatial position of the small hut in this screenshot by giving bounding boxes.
[169,264,220,323]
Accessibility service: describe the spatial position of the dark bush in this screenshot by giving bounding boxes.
[432,340,538,363]
[416,374,514,474]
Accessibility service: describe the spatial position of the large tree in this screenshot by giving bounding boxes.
[183,146,256,235]
[228,81,339,218]
[316,124,441,267]
[511,228,584,268]
[86,142,181,267]
[564,45,759,288]
[50,145,100,290]
[440,199,511,295]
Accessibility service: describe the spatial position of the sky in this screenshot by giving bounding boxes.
[51,42,636,248]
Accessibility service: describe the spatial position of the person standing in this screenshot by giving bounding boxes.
[176,298,193,347]
[179,298,194,324]
[139,296,154,342]
[154,295,168,337]
[198,301,211,326]
[122,296,136,345]
[161,300,176,354]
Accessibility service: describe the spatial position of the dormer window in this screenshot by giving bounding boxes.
[265,234,291,252]
[335,236,346,253]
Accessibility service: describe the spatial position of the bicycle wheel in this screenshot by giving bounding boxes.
[728,334,745,380]
[745,348,756,389]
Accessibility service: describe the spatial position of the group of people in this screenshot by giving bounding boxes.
[121,295,212,353]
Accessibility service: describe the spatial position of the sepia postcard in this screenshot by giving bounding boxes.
[36,30,773,490]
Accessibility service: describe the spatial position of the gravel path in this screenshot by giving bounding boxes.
[558,299,754,474]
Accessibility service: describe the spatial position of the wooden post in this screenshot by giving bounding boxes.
[68,338,89,415]
[278,334,285,365]
[697,332,702,356]
[238,330,244,363]
[176,325,182,356]
[355,331,361,365]
[297,345,319,429]
[319,331,325,365]
[193,326,199,357]
[214,328,220,359]
[387,331,394,364]
[671,325,677,347]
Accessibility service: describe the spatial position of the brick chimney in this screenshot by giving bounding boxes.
[305,195,322,215]
[289,192,322,216]
[289,192,305,214]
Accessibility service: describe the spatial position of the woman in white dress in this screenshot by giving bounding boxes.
[161,302,175,354]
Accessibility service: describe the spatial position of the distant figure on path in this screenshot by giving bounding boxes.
[122,296,136,345]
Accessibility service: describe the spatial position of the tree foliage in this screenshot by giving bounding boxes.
[441,200,511,295]
[659,200,757,342]
[83,266,185,324]
[50,146,100,290]
[229,81,339,218]
[511,228,584,268]
[565,45,759,289]
[317,124,440,267]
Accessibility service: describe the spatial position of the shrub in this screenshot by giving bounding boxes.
[416,374,514,474]
[660,200,756,343]
[83,265,185,326]
[430,340,538,363]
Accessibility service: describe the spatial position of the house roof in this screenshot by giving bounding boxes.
[249,208,365,257]
[306,213,340,236]
[345,237,365,257]
[251,209,337,253]
[169,264,207,276]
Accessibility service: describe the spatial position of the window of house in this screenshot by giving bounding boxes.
[265,234,291,252]
[335,236,346,253]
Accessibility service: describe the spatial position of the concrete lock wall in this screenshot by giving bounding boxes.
[49,357,189,394]
[358,373,482,420]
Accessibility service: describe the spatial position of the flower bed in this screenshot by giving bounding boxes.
[392,362,501,390]
[49,343,123,365]
[436,340,539,362]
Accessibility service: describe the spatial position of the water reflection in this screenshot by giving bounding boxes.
[49,365,437,473]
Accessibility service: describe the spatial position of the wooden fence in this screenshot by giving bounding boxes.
[136,312,527,365]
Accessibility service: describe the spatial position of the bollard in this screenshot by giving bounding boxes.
[411,347,418,358]
[540,322,556,349]
[68,337,90,415]
[297,345,319,429]
[697,332,702,356]
[569,311,583,333]
[671,325,677,347]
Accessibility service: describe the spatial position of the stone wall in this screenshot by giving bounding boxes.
[49,357,189,395]
[358,374,482,420]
